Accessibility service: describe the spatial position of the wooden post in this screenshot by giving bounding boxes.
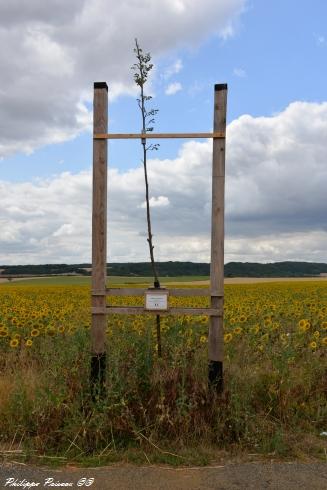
[208,83,227,392]
[91,82,108,398]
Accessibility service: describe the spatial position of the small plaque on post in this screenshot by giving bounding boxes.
[145,288,169,311]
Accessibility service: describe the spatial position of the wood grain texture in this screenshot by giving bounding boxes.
[94,132,225,140]
[92,306,222,316]
[102,287,213,297]
[91,84,108,354]
[209,85,227,363]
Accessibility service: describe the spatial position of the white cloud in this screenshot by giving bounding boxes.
[315,34,325,46]
[0,0,245,158]
[0,171,92,264]
[163,59,183,79]
[188,80,208,96]
[165,82,183,95]
[225,231,327,263]
[226,101,327,237]
[52,223,74,237]
[1,100,327,264]
[233,67,246,77]
[140,196,170,208]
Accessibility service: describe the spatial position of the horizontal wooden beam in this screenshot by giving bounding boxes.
[91,288,223,297]
[93,132,225,140]
[92,290,107,296]
[92,306,222,316]
[106,287,212,297]
[92,288,224,298]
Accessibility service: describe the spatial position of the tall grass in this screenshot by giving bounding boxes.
[0,282,326,463]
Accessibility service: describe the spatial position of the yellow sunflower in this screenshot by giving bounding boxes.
[224,333,233,343]
[10,338,19,348]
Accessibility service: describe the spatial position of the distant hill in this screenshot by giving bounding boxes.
[224,261,327,277]
[0,263,90,276]
[1,261,327,278]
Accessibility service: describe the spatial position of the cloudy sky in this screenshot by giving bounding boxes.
[1,0,327,265]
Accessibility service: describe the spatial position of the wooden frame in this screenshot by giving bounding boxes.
[91,82,227,391]
[94,132,225,139]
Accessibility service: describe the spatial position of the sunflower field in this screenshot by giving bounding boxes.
[0,280,326,462]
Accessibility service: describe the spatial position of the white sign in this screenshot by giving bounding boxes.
[145,290,168,311]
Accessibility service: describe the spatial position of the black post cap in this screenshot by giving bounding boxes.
[94,82,108,91]
[215,83,228,92]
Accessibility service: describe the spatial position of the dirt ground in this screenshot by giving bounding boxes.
[1,461,327,489]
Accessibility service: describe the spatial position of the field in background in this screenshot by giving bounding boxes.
[0,275,209,286]
[1,275,327,287]
[0,280,326,464]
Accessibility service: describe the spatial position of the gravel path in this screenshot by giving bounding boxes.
[1,461,327,489]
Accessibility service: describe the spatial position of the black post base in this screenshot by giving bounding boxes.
[208,360,223,393]
[90,353,107,401]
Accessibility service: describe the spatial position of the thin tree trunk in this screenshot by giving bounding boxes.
[141,137,160,287]
[134,39,162,356]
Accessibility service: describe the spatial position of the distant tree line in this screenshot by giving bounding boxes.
[224,261,327,277]
[1,261,327,277]
[0,264,90,276]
